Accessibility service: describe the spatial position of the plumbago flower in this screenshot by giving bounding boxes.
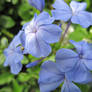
[39,61,81,92]
[52,0,92,28]
[22,12,62,58]
[55,40,92,83]
[4,31,24,74]
[28,0,45,12]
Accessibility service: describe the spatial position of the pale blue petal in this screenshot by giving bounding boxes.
[37,24,62,43]
[9,31,23,49]
[55,49,78,72]
[4,51,23,66]
[70,1,87,13]
[41,0,45,10]
[39,81,62,92]
[26,58,44,68]
[25,33,51,57]
[4,50,23,74]
[53,0,70,10]
[10,62,22,75]
[66,61,92,84]
[83,43,92,70]
[36,12,54,26]
[83,57,92,71]
[52,0,72,21]
[39,61,64,92]
[28,0,45,12]
[25,33,42,57]
[70,40,92,55]
[39,61,64,83]
[71,11,92,28]
[36,12,49,22]
[37,16,54,26]
[36,33,52,57]
[70,40,86,54]
[61,81,81,92]
[52,10,72,22]
[4,48,9,57]
[20,31,25,47]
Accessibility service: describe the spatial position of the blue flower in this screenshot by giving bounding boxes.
[55,40,92,83]
[39,61,81,92]
[22,12,62,58]
[52,0,92,28]
[4,31,24,74]
[28,0,45,12]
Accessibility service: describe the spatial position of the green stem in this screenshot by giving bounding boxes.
[59,21,71,44]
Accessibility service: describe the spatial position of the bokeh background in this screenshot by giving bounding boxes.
[0,0,92,92]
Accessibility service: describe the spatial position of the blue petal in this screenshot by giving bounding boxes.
[10,62,22,75]
[71,11,92,28]
[26,61,39,68]
[61,80,81,92]
[4,50,23,66]
[4,50,23,74]
[36,12,54,26]
[25,33,42,57]
[52,10,72,22]
[70,40,92,72]
[36,32,52,57]
[69,40,85,54]
[37,24,62,43]
[39,81,62,92]
[55,49,78,72]
[52,0,70,10]
[25,33,51,57]
[39,61,64,92]
[66,61,92,84]
[52,0,72,21]
[83,54,92,70]
[9,31,23,49]
[26,58,44,68]
[28,0,45,12]
[70,40,91,54]
[70,1,87,13]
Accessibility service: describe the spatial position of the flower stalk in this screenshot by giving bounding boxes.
[59,21,71,44]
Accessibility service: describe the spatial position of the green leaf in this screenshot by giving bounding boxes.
[0,87,12,92]
[69,26,89,41]
[0,15,15,28]
[18,3,34,20]
[0,54,5,65]
[12,0,18,5]
[17,73,31,82]
[0,73,13,85]
[0,37,8,48]
[21,56,29,64]
[13,79,23,92]
[1,29,14,38]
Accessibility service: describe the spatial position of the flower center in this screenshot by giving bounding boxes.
[33,28,37,33]
[79,53,84,59]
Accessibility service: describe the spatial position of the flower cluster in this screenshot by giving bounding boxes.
[3,0,92,92]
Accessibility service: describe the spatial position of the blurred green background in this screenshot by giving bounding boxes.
[0,0,92,92]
